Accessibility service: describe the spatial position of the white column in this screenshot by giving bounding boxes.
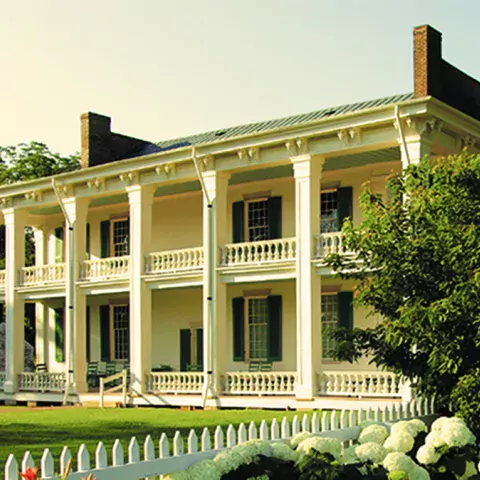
[400,135,432,168]
[33,227,48,367]
[292,154,324,400]
[127,185,154,394]
[3,208,27,394]
[62,198,89,393]
[201,171,230,398]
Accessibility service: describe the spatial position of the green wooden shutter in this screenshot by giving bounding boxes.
[267,295,282,361]
[337,187,353,230]
[100,220,111,258]
[268,196,282,239]
[180,329,191,371]
[54,307,65,362]
[99,305,111,361]
[196,328,203,368]
[86,223,90,260]
[232,297,245,361]
[338,291,354,330]
[125,218,130,255]
[86,306,91,362]
[232,201,245,243]
[54,227,65,263]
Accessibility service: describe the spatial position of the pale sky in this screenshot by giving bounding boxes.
[1,0,480,155]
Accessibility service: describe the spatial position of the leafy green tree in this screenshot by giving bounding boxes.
[326,151,480,412]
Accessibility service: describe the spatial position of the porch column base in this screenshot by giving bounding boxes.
[3,380,15,394]
[295,385,316,401]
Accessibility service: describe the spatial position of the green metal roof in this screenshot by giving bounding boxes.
[156,93,414,152]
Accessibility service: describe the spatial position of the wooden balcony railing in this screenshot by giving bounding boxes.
[221,238,296,266]
[224,372,297,395]
[146,372,204,394]
[146,247,203,274]
[19,263,65,286]
[80,256,130,280]
[17,372,66,392]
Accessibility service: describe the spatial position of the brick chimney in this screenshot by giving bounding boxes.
[413,25,443,99]
[80,112,113,168]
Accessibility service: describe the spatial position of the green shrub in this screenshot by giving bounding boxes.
[451,369,480,437]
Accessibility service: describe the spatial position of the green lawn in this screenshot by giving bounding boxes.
[0,407,318,471]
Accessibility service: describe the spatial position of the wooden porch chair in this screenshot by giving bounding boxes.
[87,361,99,388]
[186,364,202,372]
[35,363,47,373]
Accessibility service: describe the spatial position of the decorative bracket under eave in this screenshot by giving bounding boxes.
[86,178,105,191]
[337,128,362,146]
[24,190,43,202]
[285,137,309,156]
[197,155,215,171]
[119,171,138,185]
[155,163,177,178]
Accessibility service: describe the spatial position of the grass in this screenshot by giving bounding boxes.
[0,406,320,471]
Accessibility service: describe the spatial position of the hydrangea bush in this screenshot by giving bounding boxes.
[162,416,480,480]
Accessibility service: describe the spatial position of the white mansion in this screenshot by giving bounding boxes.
[0,25,479,409]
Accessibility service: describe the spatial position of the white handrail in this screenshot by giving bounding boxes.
[314,232,347,257]
[146,247,204,273]
[221,237,296,265]
[19,263,66,286]
[81,256,130,280]
[17,372,66,392]
[225,372,297,395]
[99,369,129,408]
[146,372,204,394]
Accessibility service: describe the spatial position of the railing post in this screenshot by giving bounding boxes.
[99,378,104,408]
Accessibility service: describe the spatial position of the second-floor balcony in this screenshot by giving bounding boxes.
[145,247,204,275]
[19,263,66,287]
[80,255,130,281]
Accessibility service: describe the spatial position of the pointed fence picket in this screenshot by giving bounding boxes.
[4,399,434,480]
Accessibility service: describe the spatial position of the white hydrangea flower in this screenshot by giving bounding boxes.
[408,419,427,435]
[431,417,451,432]
[391,421,417,437]
[355,442,387,464]
[186,459,221,480]
[457,461,478,480]
[359,424,389,444]
[408,466,431,480]
[343,445,359,465]
[271,442,296,462]
[360,420,381,430]
[213,448,244,475]
[290,431,314,449]
[441,421,476,448]
[416,445,441,465]
[233,439,272,464]
[162,469,191,479]
[296,436,343,462]
[425,430,446,448]
[383,431,415,453]
[383,452,417,473]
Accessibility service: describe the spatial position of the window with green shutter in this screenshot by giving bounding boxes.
[232,201,245,243]
[54,227,65,263]
[180,329,191,371]
[86,223,90,260]
[232,297,245,361]
[320,187,353,232]
[337,187,353,230]
[54,307,65,362]
[86,306,91,362]
[321,292,354,360]
[196,328,203,369]
[232,295,283,362]
[100,221,111,258]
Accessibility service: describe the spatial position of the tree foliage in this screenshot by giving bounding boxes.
[326,151,480,410]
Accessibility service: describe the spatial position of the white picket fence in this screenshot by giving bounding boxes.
[3,398,435,480]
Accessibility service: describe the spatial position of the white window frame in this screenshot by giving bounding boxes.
[320,189,339,233]
[244,198,270,242]
[111,217,130,257]
[321,293,339,360]
[110,304,129,361]
[245,296,269,362]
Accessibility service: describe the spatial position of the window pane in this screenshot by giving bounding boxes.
[112,220,129,257]
[248,298,269,360]
[320,192,338,233]
[322,295,339,359]
[113,305,129,360]
[247,200,269,241]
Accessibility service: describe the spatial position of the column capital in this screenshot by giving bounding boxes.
[1,207,28,225]
[126,184,155,204]
[200,170,231,182]
[291,154,325,179]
